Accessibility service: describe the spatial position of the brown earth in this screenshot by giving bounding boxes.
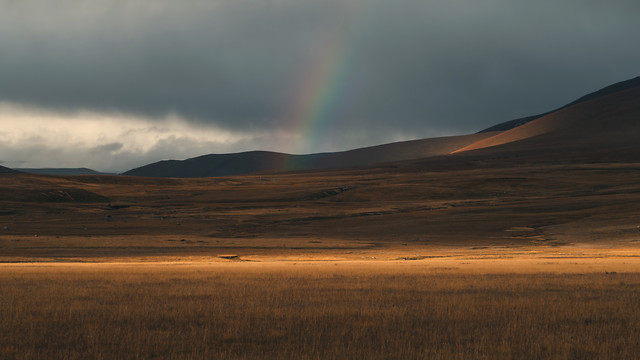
[2,151,640,262]
[3,151,640,359]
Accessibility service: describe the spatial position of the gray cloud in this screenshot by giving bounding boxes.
[1,0,639,166]
[90,142,124,155]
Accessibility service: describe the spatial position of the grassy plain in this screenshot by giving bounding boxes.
[2,260,640,360]
[2,157,640,358]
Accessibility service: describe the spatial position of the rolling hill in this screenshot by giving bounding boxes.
[0,166,20,174]
[124,132,498,177]
[478,76,640,133]
[14,168,108,176]
[454,82,640,154]
[124,76,639,178]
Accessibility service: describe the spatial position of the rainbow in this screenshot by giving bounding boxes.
[282,3,369,160]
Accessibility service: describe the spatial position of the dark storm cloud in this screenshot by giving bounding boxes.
[1,0,639,141]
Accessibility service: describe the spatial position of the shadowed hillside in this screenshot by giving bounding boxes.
[0,166,20,174]
[14,168,108,176]
[478,76,640,133]
[454,85,640,154]
[0,173,109,203]
[124,132,497,178]
[124,76,639,178]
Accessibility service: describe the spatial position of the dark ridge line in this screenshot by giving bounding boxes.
[478,76,640,133]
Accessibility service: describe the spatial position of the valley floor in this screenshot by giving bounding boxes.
[1,252,640,360]
[2,158,640,358]
[3,255,640,360]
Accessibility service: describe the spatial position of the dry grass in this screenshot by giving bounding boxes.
[3,157,640,359]
[2,262,640,359]
[4,161,640,251]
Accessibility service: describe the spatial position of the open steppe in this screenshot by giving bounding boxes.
[3,154,640,261]
[2,152,640,358]
[3,262,640,359]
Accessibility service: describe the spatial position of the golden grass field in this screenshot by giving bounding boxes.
[2,158,640,359]
[2,259,640,359]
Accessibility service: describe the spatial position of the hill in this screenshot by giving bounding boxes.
[454,84,640,154]
[478,76,640,133]
[124,75,639,178]
[14,168,109,176]
[0,165,20,174]
[124,132,497,178]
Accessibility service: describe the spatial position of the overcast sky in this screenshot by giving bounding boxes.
[1,0,639,172]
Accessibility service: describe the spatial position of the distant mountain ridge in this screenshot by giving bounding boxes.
[479,76,640,133]
[0,165,20,174]
[456,83,640,154]
[124,75,640,178]
[124,132,497,178]
[14,168,108,176]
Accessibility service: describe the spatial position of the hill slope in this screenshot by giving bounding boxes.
[14,168,108,176]
[125,76,640,178]
[454,85,640,155]
[124,132,497,178]
[0,166,20,174]
[478,76,640,133]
